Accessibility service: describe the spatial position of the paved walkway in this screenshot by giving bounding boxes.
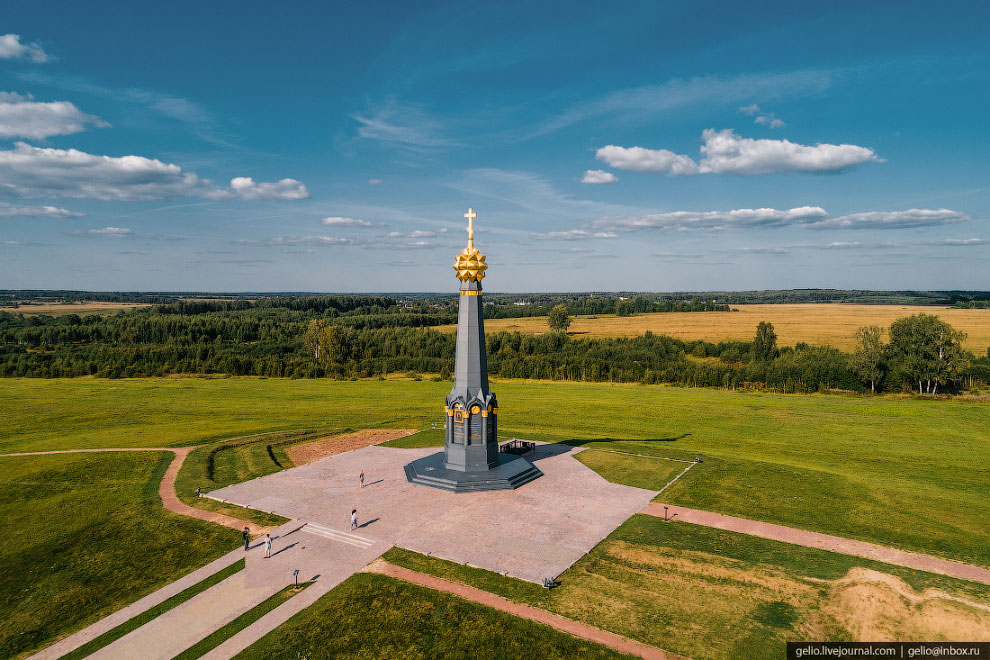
[644,503,990,585]
[27,520,391,660]
[366,561,676,660]
[25,548,246,660]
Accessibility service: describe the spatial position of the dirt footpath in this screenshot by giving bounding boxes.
[285,429,418,465]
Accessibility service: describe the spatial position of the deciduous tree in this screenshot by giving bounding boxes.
[547,304,571,331]
[753,321,778,362]
[852,325,885,393]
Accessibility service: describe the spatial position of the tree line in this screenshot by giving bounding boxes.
[3,297,986,395]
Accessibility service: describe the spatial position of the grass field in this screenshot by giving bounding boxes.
[383,516,990,660]
[438,304,990,352]
[0,301,152,316]
[3,377,988,566]
[0,452,239,660]
[233,572,631,660]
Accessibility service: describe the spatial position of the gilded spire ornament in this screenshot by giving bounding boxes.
[453,207,488,282]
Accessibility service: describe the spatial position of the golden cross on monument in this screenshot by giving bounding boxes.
[464,208,477,246]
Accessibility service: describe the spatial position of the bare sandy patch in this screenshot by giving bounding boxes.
[285,429,418,465]
[812,568,990,641]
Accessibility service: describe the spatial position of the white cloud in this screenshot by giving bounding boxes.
[595,145,699,175]
[87,226,132,236]
[806,208,968,230]
[800,241,899,249]
[719,247,790,254]
[597,129,881,176]
[923,237,985,246]
[591,206,827,232]
[0,34,50,63]
[699,129,878,174]
[753,114,786,128]
[237,236,352,247]
[531,229,618,240]
[227,177,309,201]
[0,142,208,200]
[409,230,436,238]
[0,91,109,139]
[368,178,383,185]
[0,142,309,201]
[321,216,373,227]
[581,169,618,184]
[0,203,82,218]
[742,104,785,128]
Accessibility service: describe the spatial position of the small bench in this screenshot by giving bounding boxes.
[500,439,535,455]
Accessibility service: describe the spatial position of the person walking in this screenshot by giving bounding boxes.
[359,470,365,489]
[350,509,358,531]
[263,533,272,559]
[242,527,250,551]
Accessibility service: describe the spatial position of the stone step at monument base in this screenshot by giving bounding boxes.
[404,451,543,493]
[302,523,375,548]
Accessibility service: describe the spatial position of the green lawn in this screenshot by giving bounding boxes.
[233,572,632,660]
[383,516,990,660]
[2,378,987,566]
[0,452,240,660]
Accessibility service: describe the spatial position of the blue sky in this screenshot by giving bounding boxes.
[1,0,988,292]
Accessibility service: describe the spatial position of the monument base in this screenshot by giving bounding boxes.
[404,451,542,493]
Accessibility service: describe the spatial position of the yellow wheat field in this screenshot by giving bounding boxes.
[441,304,990,352]
[0,302,152,316]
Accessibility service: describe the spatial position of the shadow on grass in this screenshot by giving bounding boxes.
[564,433,691,447]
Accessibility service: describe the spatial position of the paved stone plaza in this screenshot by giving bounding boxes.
[209,443,659,583]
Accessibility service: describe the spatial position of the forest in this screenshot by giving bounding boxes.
[1,294,987,394]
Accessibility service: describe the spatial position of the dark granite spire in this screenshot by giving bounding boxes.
[404,208,541,491]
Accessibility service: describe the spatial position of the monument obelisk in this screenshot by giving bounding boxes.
[404,208,542,492]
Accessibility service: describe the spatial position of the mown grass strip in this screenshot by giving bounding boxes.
[59,558,245,660]
[169,582,309,660]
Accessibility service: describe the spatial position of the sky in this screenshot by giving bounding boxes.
[0,0,988,293]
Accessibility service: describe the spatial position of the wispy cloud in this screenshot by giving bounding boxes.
[322,216,374,227]
[0,34,51,63]
[531,229,617,240]
[0,203,82,218]
[596,129,881,176]
[793,241,899,249]
[237,236,353,247]
[806,208,968,230]
[19,72,211,124]
[922,237,985,246]
[591,207,827,232]
[352,99,461,150]
[86,226,132,237]
[535,69,833,136]
[718,246,790,254]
